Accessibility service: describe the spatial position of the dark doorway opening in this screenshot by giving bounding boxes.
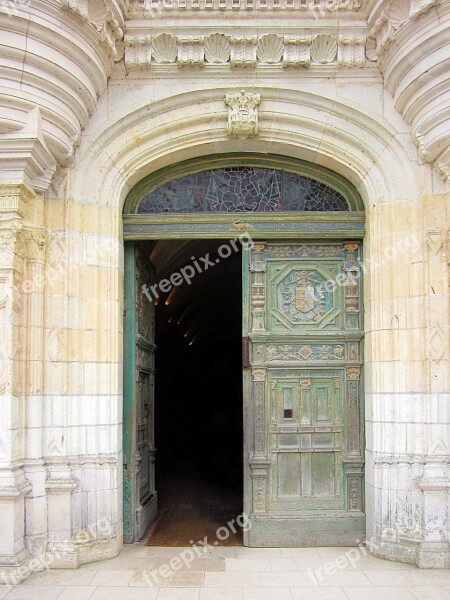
[148,239,243,545]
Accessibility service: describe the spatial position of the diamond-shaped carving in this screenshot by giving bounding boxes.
[298,345,313,360]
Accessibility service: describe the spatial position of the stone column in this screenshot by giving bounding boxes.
[0,186,33,584]
[365,188,450,569]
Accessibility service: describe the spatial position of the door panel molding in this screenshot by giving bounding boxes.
[243,240,365,547]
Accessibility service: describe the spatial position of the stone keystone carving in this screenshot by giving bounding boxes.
[224,89,261,138]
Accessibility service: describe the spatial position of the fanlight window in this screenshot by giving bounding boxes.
[137,167,350,214]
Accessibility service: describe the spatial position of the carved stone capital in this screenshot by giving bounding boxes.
[251,368,266,382]
[0,107,56,194]
[346,366,361,380]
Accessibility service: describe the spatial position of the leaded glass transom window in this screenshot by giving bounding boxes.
[137,167,350,214]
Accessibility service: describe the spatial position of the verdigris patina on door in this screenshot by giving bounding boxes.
[123,154,365,546]
[123,243,157,542]
[243,241,364,546]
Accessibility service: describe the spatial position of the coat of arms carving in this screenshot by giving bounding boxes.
[224,89,261,138]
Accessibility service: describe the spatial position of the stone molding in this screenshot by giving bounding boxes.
[128,0,365,18]
[124,31,369,68]
[71,86,418,208]
[0,108,56,194]
[61,0,124,59]
[367,0,450,180]
[0,0,126,187]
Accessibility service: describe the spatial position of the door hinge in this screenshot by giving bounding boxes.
[242,336,250,370]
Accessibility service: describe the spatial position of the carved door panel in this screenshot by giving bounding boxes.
[243,241,364,546]
[123,242,157,543]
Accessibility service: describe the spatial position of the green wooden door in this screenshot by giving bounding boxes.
[243,241,364,546]
[123,242,157,543]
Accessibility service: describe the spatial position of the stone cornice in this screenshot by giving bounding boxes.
[128,0,368,19]
[0,108,56,193]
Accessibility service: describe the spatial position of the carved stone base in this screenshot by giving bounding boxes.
[0,546,32,586]
[372,537,450,569]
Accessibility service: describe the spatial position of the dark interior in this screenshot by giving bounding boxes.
[143,239,243,544]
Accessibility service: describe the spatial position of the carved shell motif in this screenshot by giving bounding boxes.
[310,34,337,64]
[152,33,177,64]
[88,0,107,25]
[257,34,283,64]
[205,33,231,63]
[389,0,410,29]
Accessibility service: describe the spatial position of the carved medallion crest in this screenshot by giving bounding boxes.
[224,89,260,138]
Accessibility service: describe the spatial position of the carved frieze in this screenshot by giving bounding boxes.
[178,37,205,66]
[283,36,312,67]
[265,343,346,362]
[205,33,230,64]
[124,32,371,70]
[230,37,258,67]
[338,36,366,66]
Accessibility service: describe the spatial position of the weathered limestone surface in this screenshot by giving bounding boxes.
[0,0,448,582]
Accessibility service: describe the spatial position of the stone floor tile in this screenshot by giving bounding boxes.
[243,588,294,599]
[147,548,207,559]
[402,570,450,586]
[280,549,321,558]
[154,557,225,572]
[225,559,272,572]
[199,589,244,600]
[343,587,416,600]
[90,587,158,600]
[81,557,156,571]
[120,546,149,557]
[205,548,237,559]
[129,569,169,587]
[4,585,64,600]
[235,549,282,558]
[0,589,9,600]
[260,572,318,587]
[269,558,297,572]
[156,588,200,600]
[315,548,357,558]
[169,572,205,587]
[345,556,416,570]
[54,586,95,600]
[291,588,348,600]
[23,570,96,586]
[204,572,261,588]
[310,570,372,587]
[89,570,133,587]
[294,557,357,572]
[363,570,413,586]
[410,586,450,600]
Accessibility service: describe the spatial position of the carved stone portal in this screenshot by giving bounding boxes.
[225,89,260,138]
